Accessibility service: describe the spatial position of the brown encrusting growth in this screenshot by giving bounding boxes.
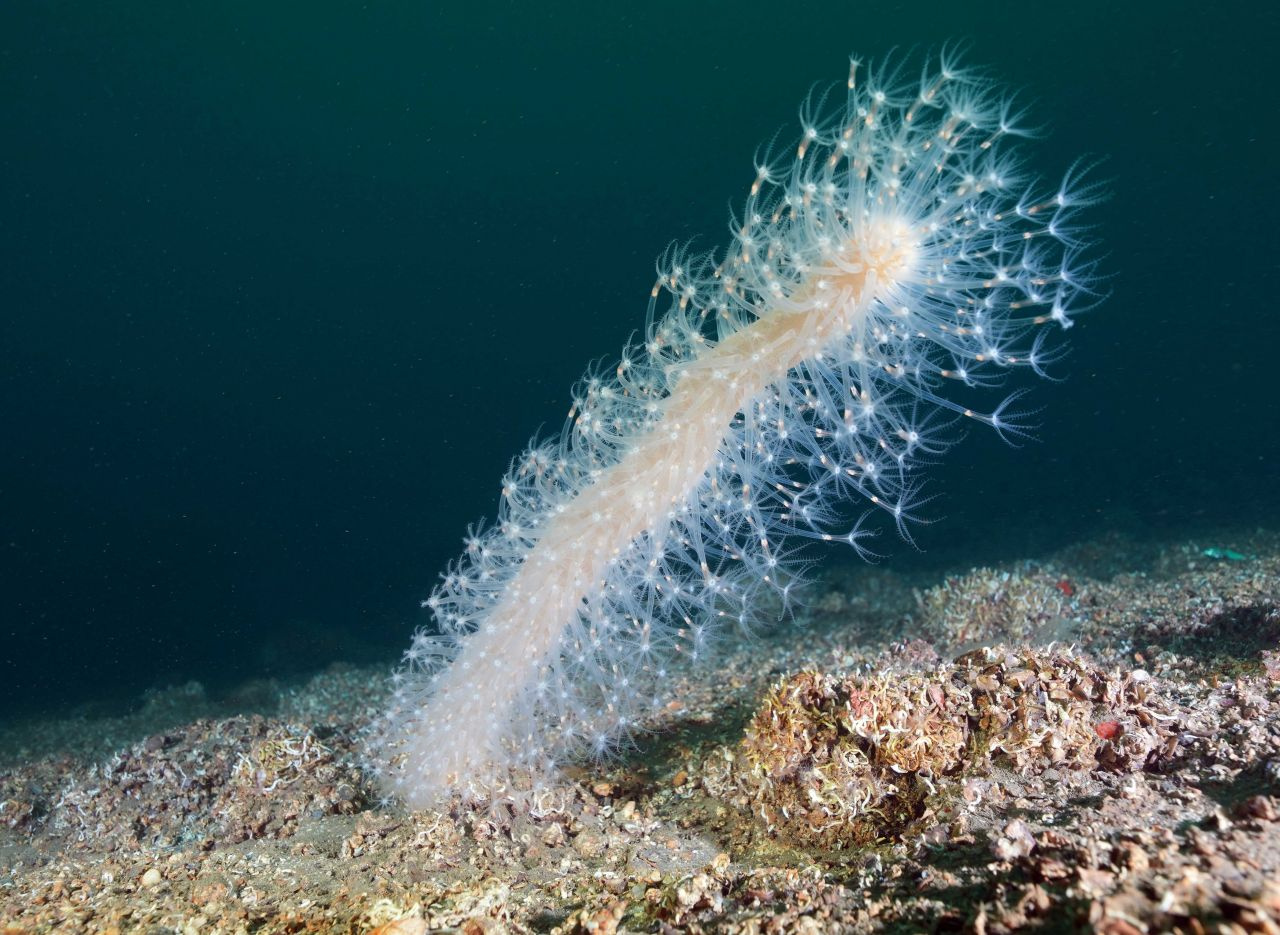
[2,531,1278,933]
[730,645,1176,849]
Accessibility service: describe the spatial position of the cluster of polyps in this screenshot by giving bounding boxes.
[373,49,1103,809]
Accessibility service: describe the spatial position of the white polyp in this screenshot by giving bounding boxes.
[371,49,1101,809]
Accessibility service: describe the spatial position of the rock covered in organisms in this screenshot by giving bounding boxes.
[732,646,1180,848]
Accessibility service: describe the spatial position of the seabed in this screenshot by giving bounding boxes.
[3,528,1279,933]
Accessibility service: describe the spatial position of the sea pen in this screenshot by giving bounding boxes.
[374,49,1103,808]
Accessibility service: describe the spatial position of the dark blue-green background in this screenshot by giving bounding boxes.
[3,2,1276,717]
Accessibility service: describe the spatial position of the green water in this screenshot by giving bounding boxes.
[1,0,1275,715]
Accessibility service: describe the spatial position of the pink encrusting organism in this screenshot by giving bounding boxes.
[373,49,1103,809]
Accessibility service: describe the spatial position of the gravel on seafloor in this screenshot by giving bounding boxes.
[2,530,1278,934]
